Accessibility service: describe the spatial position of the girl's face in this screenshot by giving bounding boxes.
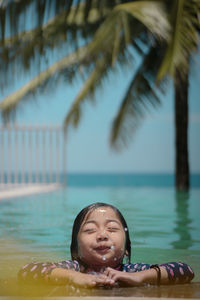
[77,206,126,270]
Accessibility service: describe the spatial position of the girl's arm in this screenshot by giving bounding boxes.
[49,268,114,287]
[160,262,194,284]
[18,260,80,283]
[104,262,194,286]
[18,260,113,287]
[105,265,168,286]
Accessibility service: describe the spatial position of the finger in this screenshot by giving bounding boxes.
[104,268,114,278]
[106,270,116,280]
[104,268,109,276]
[90,281,97,287]
[105,267,113,272]
[97,278,115,286]
[105,278,115,286]
[96,274,108,281]
[94,276,107,283]
[94,275,115,286]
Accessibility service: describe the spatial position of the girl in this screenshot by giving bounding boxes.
[18,202,194,287]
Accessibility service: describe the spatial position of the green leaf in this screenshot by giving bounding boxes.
[115,1,170,41]
[64,56,109,129]
[110,46,166,150]
[0,46,88,119]
[157,0,199,81]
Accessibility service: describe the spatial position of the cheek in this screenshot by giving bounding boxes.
[119,234,126,252]
[111,233,126,251]
[77,236,90,256]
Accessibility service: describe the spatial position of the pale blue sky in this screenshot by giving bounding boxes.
[1,54,199,174]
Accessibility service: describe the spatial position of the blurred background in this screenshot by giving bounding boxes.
[0,0,200,296]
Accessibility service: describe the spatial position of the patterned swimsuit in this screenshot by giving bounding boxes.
[18,260,194,285]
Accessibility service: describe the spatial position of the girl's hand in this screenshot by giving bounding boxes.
[69,271,115,288]
[104,266,169,286]
[104,267,144,286]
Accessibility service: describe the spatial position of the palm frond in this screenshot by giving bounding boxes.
[63,56,110,130]
[110,46,167,150]
[0,0,170,124]
[0,3,111,60]
[0,6,134,120]
[82,0,170,72]
[111,11,132,65]
[63,7,151,132]
[0,1,120,91]
[157,0,200,81]
[0,45,89,120]
[115,1,170,41]
[0,0,126,39]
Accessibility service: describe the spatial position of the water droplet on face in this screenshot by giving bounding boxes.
[110,245,115,251]
[114,257,117,261]
[98,209,106,213]
[102,256,106,261]
[124,227,128,231]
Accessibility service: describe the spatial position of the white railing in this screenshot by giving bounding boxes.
[0,124,67,186]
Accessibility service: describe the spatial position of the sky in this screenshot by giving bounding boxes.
[1,51,200,174]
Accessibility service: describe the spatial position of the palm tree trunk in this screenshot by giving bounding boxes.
[174,68,190,191]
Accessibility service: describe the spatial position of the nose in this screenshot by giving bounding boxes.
[96,230,109,241]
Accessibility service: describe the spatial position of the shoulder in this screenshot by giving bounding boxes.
[122,263,151,272]
[20,259,80,270]
[18,259,80,280]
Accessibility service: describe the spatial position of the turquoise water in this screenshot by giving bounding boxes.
[0,185,200,282]
[3,172,200,187]
[66,173,200,187]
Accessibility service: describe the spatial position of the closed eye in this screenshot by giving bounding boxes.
[83,228,96,233]
[107,227,119,232]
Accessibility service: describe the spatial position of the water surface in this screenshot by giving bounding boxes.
[0,186,200,296]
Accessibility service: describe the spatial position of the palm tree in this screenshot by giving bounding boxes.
[156,1,199,190]
[0,0,199,191]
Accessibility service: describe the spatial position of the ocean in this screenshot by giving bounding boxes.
[2,172,200,187]
[66,173,200,187]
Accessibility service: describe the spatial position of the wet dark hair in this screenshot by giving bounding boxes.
[70,202,131,266]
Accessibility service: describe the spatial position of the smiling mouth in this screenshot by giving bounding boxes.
[94,246,110,253]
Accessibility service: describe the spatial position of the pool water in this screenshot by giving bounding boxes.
[0,186,200,296]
